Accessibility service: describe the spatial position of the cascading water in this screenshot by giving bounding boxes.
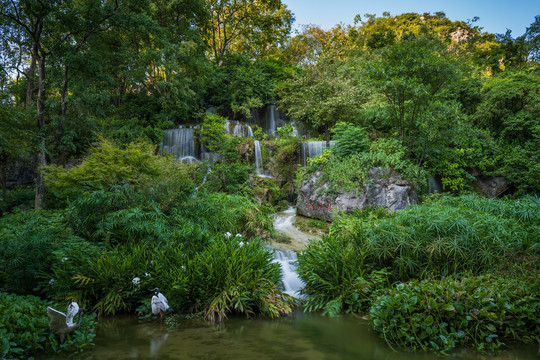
[254,140,270,178]
[273,250,304,298]
[301,141,336,166]
[267,104,276,136]
[162,128,196,160]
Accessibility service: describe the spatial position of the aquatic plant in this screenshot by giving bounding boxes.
[370,275,540,354]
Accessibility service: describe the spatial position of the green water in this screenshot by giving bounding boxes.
[48,311,537,360]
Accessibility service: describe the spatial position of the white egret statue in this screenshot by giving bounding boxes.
[151,288,173,319]
[46,302,82,343]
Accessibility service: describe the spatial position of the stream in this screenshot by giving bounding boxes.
[42,208,538,359]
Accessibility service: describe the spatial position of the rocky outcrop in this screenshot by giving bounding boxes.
[296,168,418,221]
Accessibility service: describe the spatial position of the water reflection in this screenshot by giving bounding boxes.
[42,312,537,360]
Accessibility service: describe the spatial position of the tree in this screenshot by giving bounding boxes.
[202,0,293,59]
[360,34,461,140]
[277,58,366,144]
[474,71,540,194]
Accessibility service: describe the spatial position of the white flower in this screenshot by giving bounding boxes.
[49,279,56,286]
[236,234,242,237]
[132,277,141,285]
[181,266,186,270]
[145,272,151,277]
[239,241,244,247]
[61,257,68,262]
[225,232,231,238]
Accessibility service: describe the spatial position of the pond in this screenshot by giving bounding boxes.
[45,313,537,360]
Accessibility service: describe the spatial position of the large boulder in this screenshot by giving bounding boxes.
[296,168,418,221]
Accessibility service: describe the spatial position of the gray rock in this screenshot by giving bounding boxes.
[296,168,418,221]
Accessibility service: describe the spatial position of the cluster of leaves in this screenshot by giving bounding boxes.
[43,139,196,209]
[298,138,427,198]
[370,275,539,353]
[0,293,96,359]
[297,235,389,316]
[0,210,86,294]
[328,194,539,280]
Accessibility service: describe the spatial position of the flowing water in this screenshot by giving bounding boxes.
[301,141,336,166]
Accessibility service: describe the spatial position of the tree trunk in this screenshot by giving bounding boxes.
[34,54,47,210]
[26,47,37,107]
[56,63,70,163]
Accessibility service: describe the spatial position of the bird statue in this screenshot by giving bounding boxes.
[151,288,173,320]
[46,302,83,343]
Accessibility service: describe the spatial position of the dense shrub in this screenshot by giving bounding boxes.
[329,194,539,280]
[188,238,293,322]
[0,293,96,359]
[175,192,274,238]
[298,194,539,318]
[0,210,86,294]
[331,122,369,158]
[0,186,34,215]
[370,275,539,353]
[297,235,389,316]
[298,138,427,198]
[43,139,195,206]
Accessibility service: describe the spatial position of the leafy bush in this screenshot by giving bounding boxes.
[0,210,86,294]
[331,122,369,158]
[0,293,96,359]
[203,162,251,194]
[43,138,195,205]
[298,195,539,317]
[0,186,34,215]
[370,275,539,353]
[329,194,539,280]
[298,138,427,198]
[175,192,274,239]
[297,235,389,316]
[189,238,294,322]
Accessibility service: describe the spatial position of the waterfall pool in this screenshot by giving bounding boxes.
[40,313,537,360]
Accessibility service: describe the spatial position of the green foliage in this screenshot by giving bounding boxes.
[176,192,275,239]
[360,34,461,139]
[297,235,389,316]
[271,135,301,198]
[204,162,251,194]
[277,58,366,142]
[331,122,369,158]
[207,57,290,119]
[299,138,427,198]
[0,186,35,215]
[0,210,85,294]
[474,71,540,194]
[43,139,195,206]
[0,293,96,358]
[370,275,539,353]
[191,239,294,322]
[328,194,539,280]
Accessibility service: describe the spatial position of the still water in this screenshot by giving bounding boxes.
[52,312,537,360]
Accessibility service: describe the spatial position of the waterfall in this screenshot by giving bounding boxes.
[301,141,336,166]
[273,250,304,298]
[162,128,196,160]
[254,140,271,178]
[267,104,276,136]
[233,122,254,138]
